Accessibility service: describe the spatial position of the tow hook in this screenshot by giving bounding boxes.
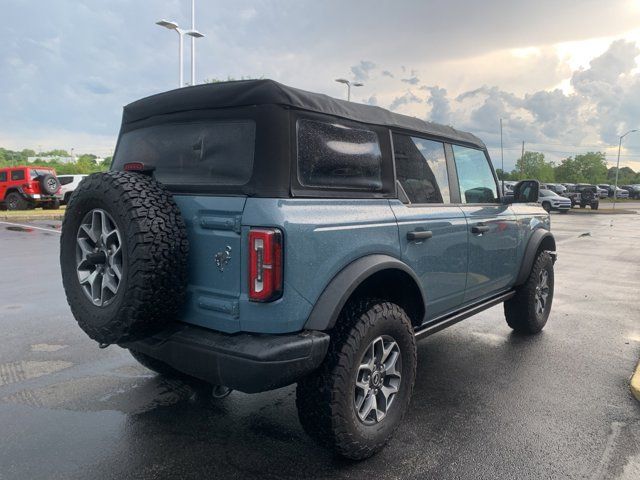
[211,385,232,399]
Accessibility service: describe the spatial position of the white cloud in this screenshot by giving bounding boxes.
[2,0,640,171]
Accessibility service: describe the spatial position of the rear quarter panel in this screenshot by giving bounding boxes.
[240,198,400,333]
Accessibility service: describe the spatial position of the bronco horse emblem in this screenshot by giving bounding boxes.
[214,245,232,272]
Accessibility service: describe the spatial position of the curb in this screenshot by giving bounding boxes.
[632,361,640,402]
[0,214,64,222]
[565,209,637,215]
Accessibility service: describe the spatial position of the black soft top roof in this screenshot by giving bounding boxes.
[122,79,485,149]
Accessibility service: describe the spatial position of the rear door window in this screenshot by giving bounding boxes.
[11,170,25,181]
[297,119,382,191]
[112,120,256,186]
[392,134,450,203]
[452,145,498,203]
[0,171,6,182]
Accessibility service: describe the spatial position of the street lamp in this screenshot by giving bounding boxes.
[156,18,205,88]
[335,78,364,101]
[187,0,206,86]
[613,129,638,209]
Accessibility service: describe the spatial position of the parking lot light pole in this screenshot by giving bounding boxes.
[187,0,206,86]
[335,78,364,101]
[156,19,205,88]
[613,129,638,209]
[156,20,186,88]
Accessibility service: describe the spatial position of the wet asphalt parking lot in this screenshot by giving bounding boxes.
[0,210,639,480]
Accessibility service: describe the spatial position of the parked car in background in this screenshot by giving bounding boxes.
[539,189,571,213]
[611,186,630,199]
[0,166,61,210]
[598,184,615,198]
[56,174,88,205]
[566,184,599,209]
[595,186,608,198]
[501,180,517,194]
[620,185,640,199]
[541,183,567,195]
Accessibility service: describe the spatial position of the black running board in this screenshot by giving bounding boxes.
[414,290,515,339]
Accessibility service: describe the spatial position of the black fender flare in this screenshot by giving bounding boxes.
[304,254,426,331]
[515,229,557,286]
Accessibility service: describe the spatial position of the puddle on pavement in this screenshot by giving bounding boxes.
[1,374,200,415]
[5,226,33,233]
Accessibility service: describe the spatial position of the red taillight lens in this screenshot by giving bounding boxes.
[249,228,283,302]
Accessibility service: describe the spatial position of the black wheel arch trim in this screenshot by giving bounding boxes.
[515,229,556,286]
[304,254,426,331]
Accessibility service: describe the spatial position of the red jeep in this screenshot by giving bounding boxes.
[0,166,61,210]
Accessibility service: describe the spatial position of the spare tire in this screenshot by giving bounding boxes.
[60,171,189,345]
[39,173,60,195]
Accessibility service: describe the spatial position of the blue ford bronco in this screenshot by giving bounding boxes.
[60,80,556,459]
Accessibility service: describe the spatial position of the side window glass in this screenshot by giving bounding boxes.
[297,119,382,191]
[0,172,6,182]
[11,170,25,181]
[392,134,449,204]
[452,145,498,203]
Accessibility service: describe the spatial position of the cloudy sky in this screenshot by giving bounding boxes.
[2,0,640,171]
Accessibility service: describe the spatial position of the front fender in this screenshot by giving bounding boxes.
[515,229,556,286]
[304,254,425,331]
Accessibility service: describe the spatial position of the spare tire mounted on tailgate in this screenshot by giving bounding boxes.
[60,171,189,345]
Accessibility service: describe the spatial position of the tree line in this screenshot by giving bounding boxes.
[0,148,111,175]
[495,151,640,185]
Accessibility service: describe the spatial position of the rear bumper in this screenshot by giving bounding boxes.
[121,324,330,393]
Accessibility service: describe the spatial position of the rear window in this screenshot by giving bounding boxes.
[297,119,382,191]
[29,169,53,180]
[58,176,74,185]
[112,120,256,186]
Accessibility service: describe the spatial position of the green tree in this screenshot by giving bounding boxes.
[607,166,637,185]
[512,151,555,182]
[554,152,607,184]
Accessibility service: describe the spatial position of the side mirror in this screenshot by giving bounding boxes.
[513,180,540,203]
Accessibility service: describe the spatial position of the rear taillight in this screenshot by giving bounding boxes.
[249,228,283,302]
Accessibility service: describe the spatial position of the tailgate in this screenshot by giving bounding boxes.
[173,195,246,333]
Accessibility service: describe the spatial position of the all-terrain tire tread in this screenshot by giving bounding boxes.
[296,300,416,460]
[60,171,189,344]
[504,251,553,334]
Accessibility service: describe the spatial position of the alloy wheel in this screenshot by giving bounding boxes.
[76,209,123,307]
[534,269,550,317]
[354,335,402,425]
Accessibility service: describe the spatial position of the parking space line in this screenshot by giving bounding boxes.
[0,221,61,234]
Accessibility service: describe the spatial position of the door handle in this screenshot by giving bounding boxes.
[407,230,433,241]
[471,224,490,234]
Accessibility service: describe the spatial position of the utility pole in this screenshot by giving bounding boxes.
[614,129,638,209]
[500,118,504,192]
[190,0,195,85]
[521,141,525,176]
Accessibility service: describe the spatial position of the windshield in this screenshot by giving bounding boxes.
[112,120,256,187]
